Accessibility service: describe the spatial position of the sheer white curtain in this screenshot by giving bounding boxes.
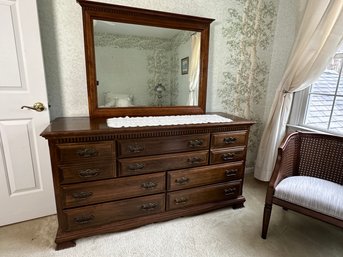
[188,33,201,106]
[254,0,343,181]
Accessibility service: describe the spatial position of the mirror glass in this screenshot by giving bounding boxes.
[93,20,201,108]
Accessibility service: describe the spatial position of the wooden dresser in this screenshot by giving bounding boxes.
[41,113,254,250]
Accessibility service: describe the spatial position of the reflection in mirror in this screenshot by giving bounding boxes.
[93,20,201,108]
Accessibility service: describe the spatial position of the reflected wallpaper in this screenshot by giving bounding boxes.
[94,31,191,106]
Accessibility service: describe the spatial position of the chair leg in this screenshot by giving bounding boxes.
[261,203,272,239]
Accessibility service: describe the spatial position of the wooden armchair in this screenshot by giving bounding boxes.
[261,131,343,239]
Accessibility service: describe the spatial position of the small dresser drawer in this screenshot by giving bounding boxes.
[168,162,244,191]
[117,134,210,158]
[58,162,115,184]
[56,142,115,163]
[167,182,241,210]
[63,194,165,231]
[61,172,165,208]
[211,131,247,148]
[210,147,246,164]
[118,150,209,176]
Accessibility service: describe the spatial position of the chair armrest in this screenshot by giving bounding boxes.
[265,132,300,203]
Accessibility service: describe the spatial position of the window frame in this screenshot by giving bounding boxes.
[288,52,343,136]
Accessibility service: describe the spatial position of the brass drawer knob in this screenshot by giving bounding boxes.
[141,181,157,189]
[79,169,100,178]
[222,153,236,161]
[141,202,158,211]
[175,177,190,185]
[224,188,236,196]
[223,137,238,144]
[77,148,98,158]
[225,169,238,177]
[175,197,188,204]
[128,163,145,170]
[187,157,203,164]
[188,139,203,148]
[73,215,95,224]
[72,191,93,200]
[128,144,144,153]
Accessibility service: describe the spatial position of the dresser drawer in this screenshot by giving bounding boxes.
[118,150,209,176]
[167,182,241,210]
[61,172,165,208]
[58,162,115,184]
[63,193,165,231]
[211,131,247,148]
[168,162,244,191]
[117,134,210,158]
[56,142,115,163]
[210,147,246,164]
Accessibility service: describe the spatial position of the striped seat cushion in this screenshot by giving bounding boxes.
[274,176,343,220]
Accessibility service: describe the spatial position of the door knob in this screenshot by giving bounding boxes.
[21,102,45,112]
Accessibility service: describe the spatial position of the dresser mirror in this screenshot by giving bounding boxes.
[78,0,214,118]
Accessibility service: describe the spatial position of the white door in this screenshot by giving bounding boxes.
[0,0,55,226]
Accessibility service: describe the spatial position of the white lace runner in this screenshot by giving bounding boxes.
[107,114,232,128]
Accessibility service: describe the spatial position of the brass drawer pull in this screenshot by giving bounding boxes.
[141,202,158,211]
[175,177,190,185]
[187,157,203,164]
[79,169,100,178]
[72,191,93,200]
[225,169,238,177]
[77,148,98,158]
[141,181,157,189]
[223,137,238,144]
[222,153,236,161]
[74,215,95,224]
[224,188,237,196]
[128,144,144,153]
[188,139,203,148]
[128,163,145,170]
[175,197,188,205]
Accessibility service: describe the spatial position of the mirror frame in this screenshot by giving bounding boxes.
[78,0,214,118]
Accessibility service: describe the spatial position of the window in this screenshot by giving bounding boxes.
[290,44,343,135]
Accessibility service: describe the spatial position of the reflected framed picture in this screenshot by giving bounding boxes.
[181,57,189,75]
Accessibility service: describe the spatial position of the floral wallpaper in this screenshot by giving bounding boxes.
[218,0,277,167]
[37,0,299,170]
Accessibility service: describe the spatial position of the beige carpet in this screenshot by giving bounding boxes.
[0,174,342,257]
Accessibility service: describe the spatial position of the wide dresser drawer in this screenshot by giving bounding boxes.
[56,142,115,163]
[118,150,209,176]
[167,162,244,191]
[58,162,115,184]
[117,134,210,157]
[167,181,241,210]
[63,194,165,231]
[61,172,165,208]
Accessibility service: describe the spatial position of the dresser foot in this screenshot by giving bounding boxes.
[55,240,76,251]
[232,203,244,209]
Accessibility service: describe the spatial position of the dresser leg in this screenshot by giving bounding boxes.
[55,240,76,250]
[232,203,244,209]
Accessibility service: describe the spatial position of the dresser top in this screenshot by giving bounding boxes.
[41,112,254,139]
